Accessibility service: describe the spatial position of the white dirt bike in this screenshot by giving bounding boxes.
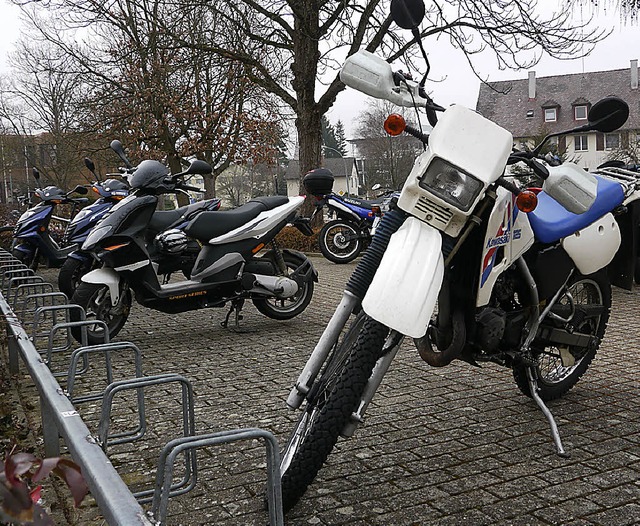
[278,0,640,512]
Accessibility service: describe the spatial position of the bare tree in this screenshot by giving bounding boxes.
[0,40,89,189]
[15,1,287,199]
[354,100,423,191]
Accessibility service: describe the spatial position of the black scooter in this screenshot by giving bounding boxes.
[71,155,317,344]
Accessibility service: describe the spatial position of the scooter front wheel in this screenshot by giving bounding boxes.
[58,257,94,300]
[318,220,363,264]
[70,282,132,345]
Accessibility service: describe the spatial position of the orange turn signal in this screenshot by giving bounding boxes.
[104,242,129,251]
[516,190,538,213]
[384,114,406,136]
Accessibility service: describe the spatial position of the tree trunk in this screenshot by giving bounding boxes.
[291,2,323,218]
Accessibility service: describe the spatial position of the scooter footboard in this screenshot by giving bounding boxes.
[362,217,443,338]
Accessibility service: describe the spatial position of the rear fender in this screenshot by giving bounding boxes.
[362,217,444,338]
[81,267,121,306]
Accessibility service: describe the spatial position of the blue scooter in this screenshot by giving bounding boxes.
[12,166,126,271]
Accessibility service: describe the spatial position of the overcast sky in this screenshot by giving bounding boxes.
[1,0,639,141]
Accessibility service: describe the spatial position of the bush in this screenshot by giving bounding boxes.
[275,226,320,253]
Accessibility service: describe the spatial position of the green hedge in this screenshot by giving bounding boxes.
[275,226,320,253]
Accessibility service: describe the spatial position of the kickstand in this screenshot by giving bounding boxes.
[221,299,250,332]
[526,367,571,458]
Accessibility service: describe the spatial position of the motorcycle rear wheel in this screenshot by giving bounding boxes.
[70,281,132,345]
[280,314,389,511]
[319,220,363,264]
[252,252,314,320]
[512,269,611,401]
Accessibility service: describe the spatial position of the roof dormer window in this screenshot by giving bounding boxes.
[574,105,588,120]
[526,110,534,118]
[544,107,557,122]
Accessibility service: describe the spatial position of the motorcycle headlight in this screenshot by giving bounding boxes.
[418,158,484,212]
[82,225,113,250]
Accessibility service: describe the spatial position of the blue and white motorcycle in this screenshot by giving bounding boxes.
[279,0,640,512]
[304,168,393,263]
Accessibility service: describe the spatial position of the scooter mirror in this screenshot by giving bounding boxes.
[185,159,213,175]
[390,0,425,29]
[110,139,133,169]
[72,185,89,195]
[84,157,96,173]
[587,97,629,133]
[32,167,40,181]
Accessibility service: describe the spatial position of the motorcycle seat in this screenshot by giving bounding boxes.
[185,196,290,242]
[528,175,624,244]
[148,199,220,234]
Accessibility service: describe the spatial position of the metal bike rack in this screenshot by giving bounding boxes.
[1,286,153,525]
[0,253,285,525]
[151,429,284,526]
[97,374,196,502]
[67,341,144,404]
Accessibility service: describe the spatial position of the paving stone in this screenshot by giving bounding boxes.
[5,260,640,525]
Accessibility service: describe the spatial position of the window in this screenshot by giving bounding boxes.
[574,105,588,120]
[526,110,534,119]
[544,108,557,122]
[605,133,620,150]
[574,135,588,152]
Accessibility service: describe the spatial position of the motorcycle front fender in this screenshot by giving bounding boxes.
[362,217,444,338]
[81,267,122,306]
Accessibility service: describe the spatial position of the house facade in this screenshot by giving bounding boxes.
[284,157,360,197]
[476,60,640,171]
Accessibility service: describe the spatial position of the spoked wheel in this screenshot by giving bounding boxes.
[318,220,364,264]
[513,269,611,401]
[0,226,14,254]
[252,252,314,320]
[280,314,389,511]
[70,281,132,345]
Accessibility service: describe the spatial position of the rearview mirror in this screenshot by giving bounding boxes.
[587,97,629,133]
[72,185,89,195]
[390,0,425,29]
[84,157,96,173]
[32,167,40,181]
[185,159,212,175]
[110,139,133,169]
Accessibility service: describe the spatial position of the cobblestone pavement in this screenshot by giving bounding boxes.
[7,257,640,525]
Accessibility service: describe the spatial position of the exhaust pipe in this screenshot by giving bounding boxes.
[414,309,466,367]
[241,273,299,297]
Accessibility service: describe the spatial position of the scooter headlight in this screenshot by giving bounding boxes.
[82,225,113,250]
[418,158,484,212]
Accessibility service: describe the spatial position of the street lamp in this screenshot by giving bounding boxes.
[322,145,350,196]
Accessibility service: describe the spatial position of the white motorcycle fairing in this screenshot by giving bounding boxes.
[81,267,122,306]
[362,217,443,338]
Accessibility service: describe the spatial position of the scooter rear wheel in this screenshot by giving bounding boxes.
[71,282,132,345]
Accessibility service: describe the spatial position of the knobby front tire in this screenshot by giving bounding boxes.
[280,315,389,511]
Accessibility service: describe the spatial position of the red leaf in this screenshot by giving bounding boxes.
[4,451,36,485]
[32,457,61,483]
[53,460,88,507]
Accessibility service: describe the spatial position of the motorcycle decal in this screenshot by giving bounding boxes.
[480,198,518,286]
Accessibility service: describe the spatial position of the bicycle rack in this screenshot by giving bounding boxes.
[67,342,144,404]
[97,374,196,503]
[0,255,286,525]
[151,429,284,526]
